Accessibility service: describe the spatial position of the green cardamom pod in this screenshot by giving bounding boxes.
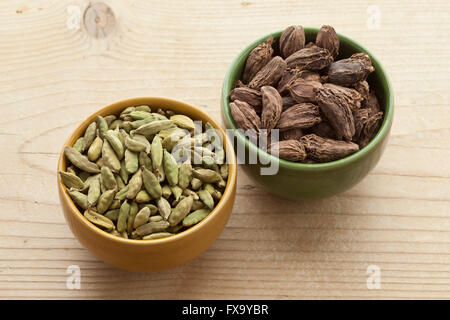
[132,134,151,153]
[200,156,219,172]
[161,185,172,199]
[87,175,101,206]
[97,115,109,139]
[115,185,129,200]
[121,121,132,133]
[59,171,85,190]
[167,224,183,233]
[100,176,108,198]
[97,189,116,214]
[116,127,125,146]
[205,122,222,149]
[109,119,123,130]
[158,126,182,140]
[138,151,152,170]
[104,209,120,222]
[149,215,163,222]
[163,150,179,186]
[168,196,193,226]
[114,174,125,190]
[171,196,184,207]
[220,164,228,180]
[192,168,222,183]
[151,136,163,170]
[135,105,151,113]
[211,190,222,202]
[73,137,85,153]
[182,189,199,201]
[155,165,165,183]
[109,229,120,236]
[170,185,183,201]
[124,149,139,174]
[109,199,121,210]
[142,232,173,240]
[117,200,130,233]
[131,120,174,137]
[133,207,151,229]
[129,110,152,120]
[119,159,129,183]
[130,116,157,130]
[96,157,104,168]
[197,189,214,209]
[82,122,97,151]
[101,140,121,172]
[133,223,153,236]
[135,190,152,203]
[104,130,124,160]
[152,112,169,120]
[125,135,148,152]
[67,189,89,210]
[216,177,227,189]
[78,171,90,182]
[149,220,169,233]
[142,167,162,199]
[178,163,193,189]
[87,136,103,162]
[127,169,143,199]
[194,146,216,159]
[100,166,117,191]
[183,208,211,227]
[214,149,225,165]
[84,209,114,231]
[121,106,135,116]
[203,183,215,194]
[191,149,203,166]
[170,114,195,131]
[126,201,139,235]
[122,114,132,122]
[157,197,172,220]
[104,115,116,126]
[161,128,188,151]
[190,177,202,190]
[191,199,205,211]
[66,166,77,175]
[139,204,159,216]
[118,128,129,140]
[84,173,97,186]
[64,146,100,173]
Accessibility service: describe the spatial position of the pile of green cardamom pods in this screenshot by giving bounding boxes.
[60,105,228,240]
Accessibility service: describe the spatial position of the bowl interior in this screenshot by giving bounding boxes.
[222,28,394,171]
[58,97,237,244]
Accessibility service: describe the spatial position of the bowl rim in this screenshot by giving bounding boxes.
[222,28,394,171]
[58,96,237,246]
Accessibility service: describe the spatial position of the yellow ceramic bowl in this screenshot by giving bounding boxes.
[57,97,237,272]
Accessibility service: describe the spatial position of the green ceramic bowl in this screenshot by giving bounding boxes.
[221,28,394,200]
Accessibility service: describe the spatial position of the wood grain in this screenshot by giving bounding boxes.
[0,0,449,299]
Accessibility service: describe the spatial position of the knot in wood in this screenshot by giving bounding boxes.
[83,3,115,38]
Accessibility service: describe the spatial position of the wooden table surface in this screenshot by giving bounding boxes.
[0,0,449,299]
